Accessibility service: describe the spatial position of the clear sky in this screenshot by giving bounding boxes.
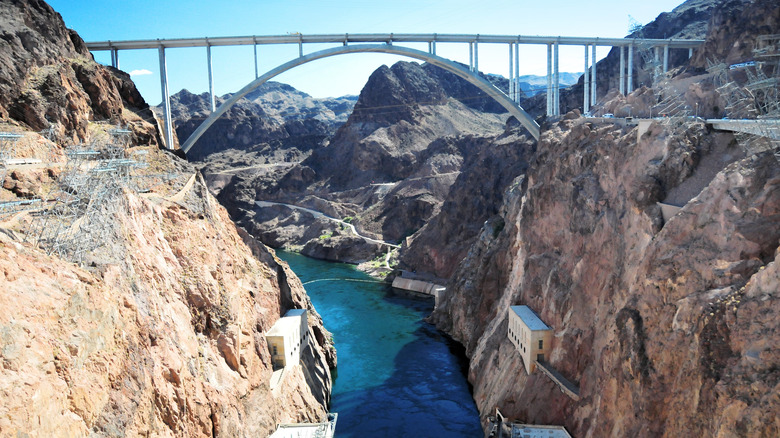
[47,0,685,105]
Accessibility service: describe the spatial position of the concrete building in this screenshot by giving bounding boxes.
[510,423,572,438]
[508,305,552,374]
[266,309,309,369]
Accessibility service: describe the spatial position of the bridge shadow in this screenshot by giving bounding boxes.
[329,291,481,438]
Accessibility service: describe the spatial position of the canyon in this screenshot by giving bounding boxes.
[0,0,778,436]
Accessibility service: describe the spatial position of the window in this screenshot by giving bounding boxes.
[537,353,544,362]
[538,339,544,350]
[272,346,278,355]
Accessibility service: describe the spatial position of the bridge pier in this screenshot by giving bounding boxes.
[207,42,216,112]
[553,40,559,116]
[157,46,174,150]
[474,40,478,72]
[546,43,552,116]
[591,44,597,107]
[110,47,119,69]
[508,43,514,102]
[583,44,590,113]
[663,44,669,73]
[253,37,259,79]
[627,43,634,93]
[469,42,473,71]
[619,46,625,95]
[514,43,519,102]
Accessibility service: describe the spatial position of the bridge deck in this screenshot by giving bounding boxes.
[86,33,704,51]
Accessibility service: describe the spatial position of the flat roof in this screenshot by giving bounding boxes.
[510,305,551,331]
[267,315,302,337]
[285,308,306,317]
[511,424,572,438]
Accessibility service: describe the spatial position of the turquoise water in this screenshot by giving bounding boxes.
[277,251,483,437]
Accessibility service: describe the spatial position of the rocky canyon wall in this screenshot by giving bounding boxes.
[432,111,779,437]
[0,1,335,436]
[0,165,335,436]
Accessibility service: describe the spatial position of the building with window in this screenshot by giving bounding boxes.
[266,309,309,369]
[508,305,552,374]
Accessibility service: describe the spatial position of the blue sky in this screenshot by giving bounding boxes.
[48,0,685,105]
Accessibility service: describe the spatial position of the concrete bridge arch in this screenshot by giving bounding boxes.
[180,44,540,154]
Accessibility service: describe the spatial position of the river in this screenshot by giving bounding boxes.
[277,251,483,437]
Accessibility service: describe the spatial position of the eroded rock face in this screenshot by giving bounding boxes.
[0,172,334,436]
[432,113,779,437]
[690,0,780,68]
[0,0,159,145]
[168,85,356,161]
[214,61,512,264]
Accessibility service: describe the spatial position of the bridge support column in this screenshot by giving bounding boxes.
[591,44,597,107]
[514,42,519,102]
[584,44,590,113]
[689,47,693,58]
[546,43,552,116]
[469,42,474,71]
[158,46,174,150]
[253,37,259,79]
[553,40,559,116]
[619,45,625,95]
[207,43,215,112]
[654,46,660,82]
[110,48,119,69]
[508,43,514,101]
[474,40,479,72]
[663,44,669,73]
[627,44,634,93]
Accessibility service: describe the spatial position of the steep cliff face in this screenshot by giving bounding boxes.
[0,2,335,436]
[690,0,780,68]
[0,0,159,146]
[0,151,335,436]
[432,112,779,436]
[399,124,536,279]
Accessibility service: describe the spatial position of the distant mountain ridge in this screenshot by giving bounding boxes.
[160,82,356,161]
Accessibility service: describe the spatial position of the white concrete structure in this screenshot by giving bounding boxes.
[266,309,309,369]
[508,305,552,374]
[270,413,338,438]
[510,423,572,438]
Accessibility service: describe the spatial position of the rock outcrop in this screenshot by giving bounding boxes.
[215,61,516,264]
[0,0,160,146]
[167,84,356,161]
[432,112,779,436]
[0,156,335,435]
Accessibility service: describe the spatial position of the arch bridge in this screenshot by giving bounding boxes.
[86,33,704,153]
